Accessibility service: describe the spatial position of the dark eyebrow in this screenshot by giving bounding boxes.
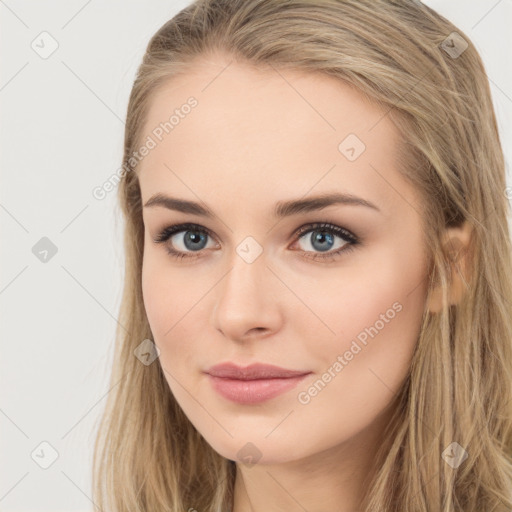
[143,192,381,218]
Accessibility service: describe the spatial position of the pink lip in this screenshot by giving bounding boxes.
[205,363,311,404]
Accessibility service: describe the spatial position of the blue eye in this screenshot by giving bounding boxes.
[153,223,216,260]
[293,222,359,262]
[153,221,359,262]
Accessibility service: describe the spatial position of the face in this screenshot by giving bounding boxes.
[138,54,430,465]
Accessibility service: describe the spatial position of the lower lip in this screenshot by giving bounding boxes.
[207,374,310,404]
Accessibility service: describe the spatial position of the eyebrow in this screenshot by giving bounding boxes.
[143,192,381,218]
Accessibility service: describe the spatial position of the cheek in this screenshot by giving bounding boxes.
[291,239,426,377]
[141,249,212,370]
[316,234,428,344]
[295,242,428,412]
[141,251,166,335]
[141,248,186,346]
[280,258,427,457]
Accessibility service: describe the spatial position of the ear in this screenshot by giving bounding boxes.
[428,220,473,314]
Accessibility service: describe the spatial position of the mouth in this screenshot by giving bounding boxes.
[204,362,312,404]
[207,374,310,404]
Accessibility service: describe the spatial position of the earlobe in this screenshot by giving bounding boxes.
[427,220,473,314]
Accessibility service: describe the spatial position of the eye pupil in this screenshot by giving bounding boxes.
[184,231,207,250]
[311,231,334,252]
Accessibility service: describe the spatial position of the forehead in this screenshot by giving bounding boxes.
[142,57,393,148]
[137,56,417,218]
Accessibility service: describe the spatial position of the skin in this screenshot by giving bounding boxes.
[138,53,434,512]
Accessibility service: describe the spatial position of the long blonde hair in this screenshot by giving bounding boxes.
[92,1,512,510]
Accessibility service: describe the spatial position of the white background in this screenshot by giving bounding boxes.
[1,1,511,511]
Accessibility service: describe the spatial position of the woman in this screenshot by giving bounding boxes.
[92,1,512,510]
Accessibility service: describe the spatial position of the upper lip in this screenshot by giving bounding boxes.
[205,362,311,380]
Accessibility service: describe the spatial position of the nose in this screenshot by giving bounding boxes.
[212,248,283,343]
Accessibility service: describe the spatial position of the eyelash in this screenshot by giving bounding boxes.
[152,221,360,263]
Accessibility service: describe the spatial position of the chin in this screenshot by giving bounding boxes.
[203,433,306,467]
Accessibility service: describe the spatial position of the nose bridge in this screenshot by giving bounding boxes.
[225,243,266,299]
[213,241,282,340]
